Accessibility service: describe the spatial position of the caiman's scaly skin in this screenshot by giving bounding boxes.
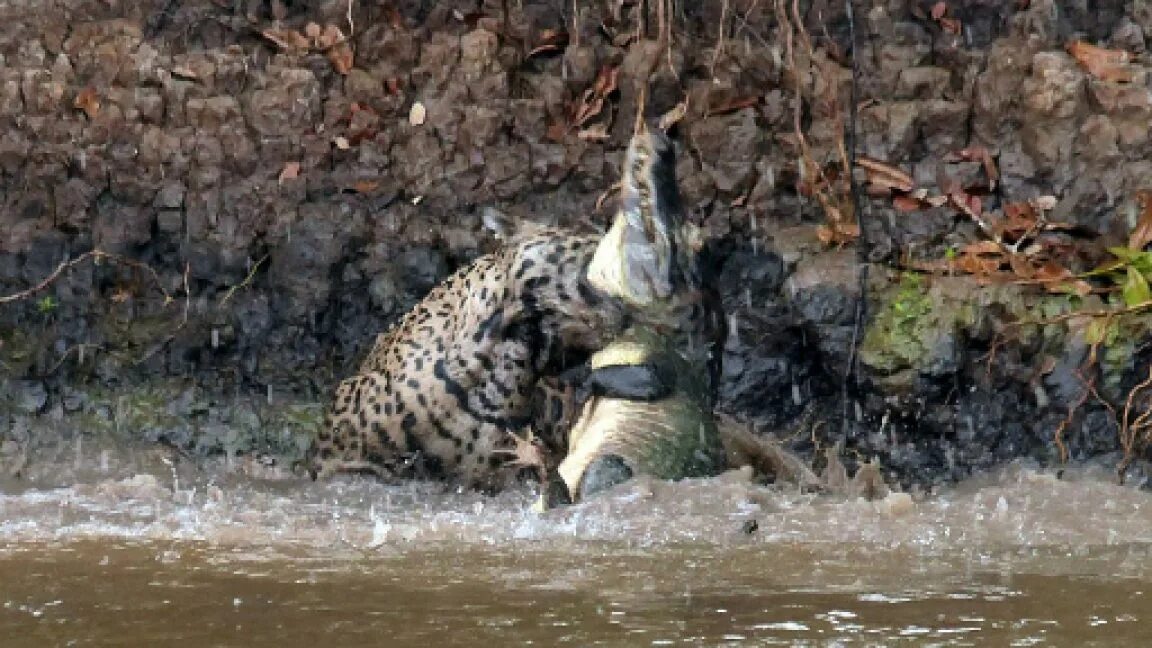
[304,124,718,492]
[540,121,730,507]
[552,325,728,505]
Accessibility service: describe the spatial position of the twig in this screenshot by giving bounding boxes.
[346,0,355,36]
[0,251,97,304]
[218,254,269,309]
[709,0,730,81]
[1118,364,1152,474]
[841,0,868,437]
[0,250,173,305]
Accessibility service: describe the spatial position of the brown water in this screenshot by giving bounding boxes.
[2,457,1151,646]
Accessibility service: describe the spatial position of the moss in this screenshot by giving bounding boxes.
[860,273,939,374]
[1099,312,1152,397]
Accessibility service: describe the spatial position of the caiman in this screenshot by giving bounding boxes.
[530,119,731,507]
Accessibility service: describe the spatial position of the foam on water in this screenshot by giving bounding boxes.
[2,457,1150,567]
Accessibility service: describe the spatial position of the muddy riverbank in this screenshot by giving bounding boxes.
[2,0,1151,488]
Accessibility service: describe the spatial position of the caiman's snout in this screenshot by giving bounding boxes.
[586,122,702,311]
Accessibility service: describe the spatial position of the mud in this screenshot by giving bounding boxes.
[1,0,1151,487]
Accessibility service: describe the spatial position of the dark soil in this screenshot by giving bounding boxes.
[1,0,1151,490]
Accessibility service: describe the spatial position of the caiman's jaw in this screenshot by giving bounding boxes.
[586,122,702,314]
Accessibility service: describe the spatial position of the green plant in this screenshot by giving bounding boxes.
[36,295,58,314]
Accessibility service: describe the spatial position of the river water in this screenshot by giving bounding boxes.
[2,453,1151,646]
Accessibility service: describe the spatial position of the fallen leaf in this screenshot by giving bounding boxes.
[947,146,999,190]
[1067,40,1135,83]
[279,161,301,184]
[528,28,569,57]
[333,136,350,149]
[304,22,322,42]
[320,24,354,74]
[349,180,380,193]
[892,194,926,212]
[171,66,199,80]
[707,95,760,116]
[261,28,310,51]
[931,2,947,20]
[576,124,610,141]
[939,17,962,34]
[1008,252,1036,279]
[73,87,100,119]
[316,23,341,49]
[571,65,619,128]
[858,157,915,193]
[1129,191,1152,250]
[409,101,426,126]
[961,240,1005,256]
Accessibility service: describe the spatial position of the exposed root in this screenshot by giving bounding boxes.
[774,0,857,246]
[1117,364,1152,477]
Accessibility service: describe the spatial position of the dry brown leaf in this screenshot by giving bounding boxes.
[1033,261,1072,283]
[349,180,380,194]
[385,77,403,95]
[1129,191,1152,250]
[961,240,1005,256]
[262,28,310,51]
[858,158,914,193]
[892,194,926,212]
[1067,40,1135,83]
[304,22,322,42]
[325,29,354,74]
[939,17,962,34]
[528,28,569,57]
[1008,252,1036,279]
[171,66,199,80]
[576,124,610,141]
[74,87,100,119]
[572,65,619,128]
[947,146,999,189]
[279,161,301,184]
[947,191,984,222]
[707,95,760,116]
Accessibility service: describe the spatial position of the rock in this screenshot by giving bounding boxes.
[895,66,951,100]
[11,380,48,415]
